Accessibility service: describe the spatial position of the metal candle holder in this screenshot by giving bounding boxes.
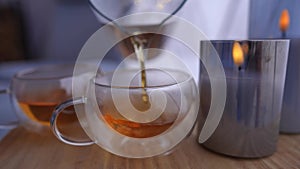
[280,38,300,133]
[198,40,290,158]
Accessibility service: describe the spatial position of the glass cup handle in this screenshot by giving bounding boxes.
[0,88,19,129]
[50,97,94,146]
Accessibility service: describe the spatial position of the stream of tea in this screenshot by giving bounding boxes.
[111,23,167,106]
[130,36,149,104]
[98,24,177,137]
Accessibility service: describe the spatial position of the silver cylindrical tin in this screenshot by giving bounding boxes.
[198,40,290,158]
[280,38,300,133]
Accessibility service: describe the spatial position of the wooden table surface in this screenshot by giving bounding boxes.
[0,127,300,169]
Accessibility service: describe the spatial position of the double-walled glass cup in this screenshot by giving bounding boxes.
[0,64,85,135]
[51,69,199,158]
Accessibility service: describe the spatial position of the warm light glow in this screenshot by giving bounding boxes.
[232,42,244,67]
[157,0,171,10]
[241,42,249,56]
[279,9,290,32]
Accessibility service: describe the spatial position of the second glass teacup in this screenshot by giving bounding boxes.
[0,64,75,131]
[0,64,92,142]
[51,68,199,158]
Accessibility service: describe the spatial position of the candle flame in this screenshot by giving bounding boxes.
[279,9,290,32]
[232,42,244,67]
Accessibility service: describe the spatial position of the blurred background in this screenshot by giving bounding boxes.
[1,0,299,63]
[0,0,300,138]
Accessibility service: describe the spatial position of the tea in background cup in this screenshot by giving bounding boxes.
[0,64,91,141]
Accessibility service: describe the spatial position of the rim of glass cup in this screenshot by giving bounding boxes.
[13,64,74,81]
[94,69,193,89]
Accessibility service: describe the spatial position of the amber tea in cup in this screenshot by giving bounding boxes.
[51,68,199,158]
[0,64,89,137]
[98,85,180,138]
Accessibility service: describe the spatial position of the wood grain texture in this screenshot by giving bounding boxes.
[0,127,300,169]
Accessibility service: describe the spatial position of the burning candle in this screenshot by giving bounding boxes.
[279,9,290,38]
[232,41,244,68]
[199,40,289,158]
[278,8,300,133]
[280,38,300,133]
[232,41,244,121]
[231,41,259,126]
